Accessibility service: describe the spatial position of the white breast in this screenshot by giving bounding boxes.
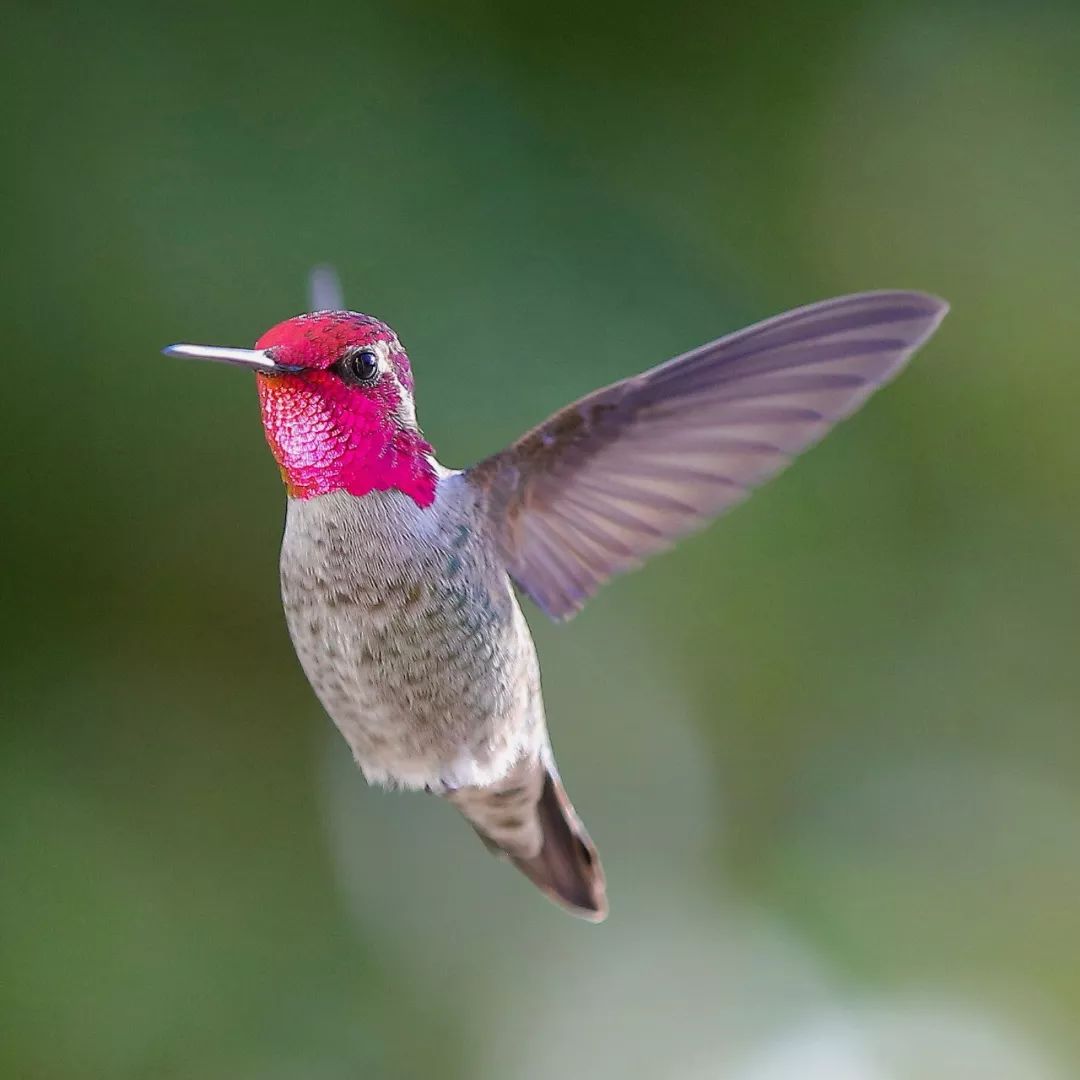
[278,473,546,790]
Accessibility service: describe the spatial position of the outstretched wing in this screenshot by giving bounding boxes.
[468,291,948,620]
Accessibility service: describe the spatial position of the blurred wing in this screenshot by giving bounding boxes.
[308,264,344,312]
[468,291,948,620]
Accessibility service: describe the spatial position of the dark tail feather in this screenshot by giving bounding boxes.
[510,770,607,921]
[448,760,608,922]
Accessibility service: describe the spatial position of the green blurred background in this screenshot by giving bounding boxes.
[4,1,1080,1076]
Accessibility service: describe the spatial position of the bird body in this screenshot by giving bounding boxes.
[279,478,542,794]
[164,285,948,921]
[278,477,603,914]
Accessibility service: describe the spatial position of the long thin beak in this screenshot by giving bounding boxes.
[161,343,303,373]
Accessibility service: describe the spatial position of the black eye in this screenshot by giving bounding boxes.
[340,348,380,383]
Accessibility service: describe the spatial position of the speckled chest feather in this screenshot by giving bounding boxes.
[278,474,545,790]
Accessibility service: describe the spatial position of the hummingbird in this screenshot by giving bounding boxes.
[163,273,947,921]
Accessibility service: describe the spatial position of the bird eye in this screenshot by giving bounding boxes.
[340,348,380,384]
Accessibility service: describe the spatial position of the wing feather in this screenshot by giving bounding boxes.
[469,291,948,619]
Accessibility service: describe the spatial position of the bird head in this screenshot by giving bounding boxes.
[165,312,437,505]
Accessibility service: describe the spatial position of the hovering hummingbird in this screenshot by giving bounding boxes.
[164,272,947,921]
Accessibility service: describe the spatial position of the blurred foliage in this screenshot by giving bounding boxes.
[3,1,1079,1077]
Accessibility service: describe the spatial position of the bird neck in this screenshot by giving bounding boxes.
[256,372,438,506]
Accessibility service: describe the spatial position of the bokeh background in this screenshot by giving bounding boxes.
[4,1,1080,1077]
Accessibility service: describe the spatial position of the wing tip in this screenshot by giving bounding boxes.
[865,286,949,322]
[902,290,950,350]
[840,288,949,350]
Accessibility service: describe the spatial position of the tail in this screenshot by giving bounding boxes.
[447,756,607,922]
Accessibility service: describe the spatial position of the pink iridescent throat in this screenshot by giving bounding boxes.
[253,313,437,507]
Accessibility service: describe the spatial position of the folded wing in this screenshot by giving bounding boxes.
[468,291,948,620]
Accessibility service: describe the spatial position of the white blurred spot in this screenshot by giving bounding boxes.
[723,1000,1067,1080]
[479,902,839,1080]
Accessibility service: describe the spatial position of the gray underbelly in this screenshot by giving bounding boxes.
[282,561,542,789]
